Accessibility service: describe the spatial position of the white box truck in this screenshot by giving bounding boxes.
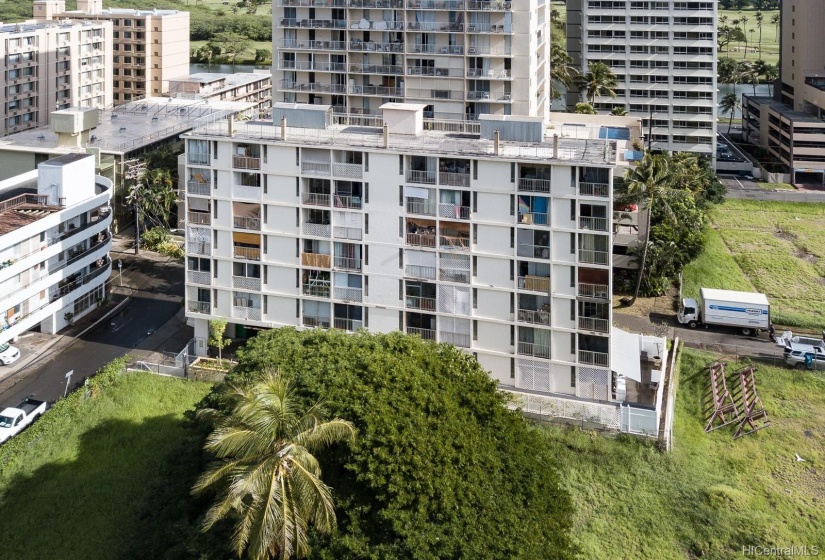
[677,288,770,336]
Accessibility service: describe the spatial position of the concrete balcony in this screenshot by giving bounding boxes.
[302,281,330,298]
[439,171,470,187]
[406,200,437,216]
[405,264,437,280]
[187,270,210,285]
[233,216,261,231]
[301,161,331,176]
[407,326,436,340]
[518,178,551,193]
[187,242,211,256]
[579,182,610,197]
[334,318,363,332]
[439,235,470,252]
[303,314,331,328]
[303,223,332,237]
[518,275,550,293]
[333,286,362,302]
[579,350,609,367]
[234,247,261,261]
[579,216,609,232]
[233,275,262,291]
[405,295,436,311]
[301,253,331,268]
[406,170,437,185]
[333,163,363,179]
[518,341,551,359]
[333,195,362,210]
[579,316,610,333]
[333,226,362,241]
[438,204,470,220]
[187,212,211,225]
[517,244,550,260]
[440,331,471,348]
[407,233,436,249]
[233,306,262,321]
[302,192,331,206]
[233,155,261,170]
[333,255,361,271]
[578,283,610,300]
[579,250,609,266]
[188,301,211,314]
[186,181,210,196]
[517,308,551,326]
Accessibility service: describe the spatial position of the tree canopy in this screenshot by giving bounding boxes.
[199,329,576,560]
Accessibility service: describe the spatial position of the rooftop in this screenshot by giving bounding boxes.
[186,119,617,166]
[171,72,270,86]
[60,8,182,16]
[0,19,100,33]
[0,98,255,156]
[0,179,59,236]
[745,95,825,124]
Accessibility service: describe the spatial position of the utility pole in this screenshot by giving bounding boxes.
[124,159,147,256]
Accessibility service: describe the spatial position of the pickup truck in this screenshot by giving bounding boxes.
[0,398,47,444]
[785,346,825,370]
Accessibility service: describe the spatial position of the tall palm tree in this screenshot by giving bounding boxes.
[764,63,779,97]
[720,92,741,134]
[611,106,628,116]
[622,154,673,305]
[193,371,356,560]
[550,43,577,104]
[574,61,618,106]
[740,16,749,59]
[755,11,764,56]
[720,14,728,27]
[771,13,780,41]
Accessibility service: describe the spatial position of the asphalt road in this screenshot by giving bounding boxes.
[0,250,184,409]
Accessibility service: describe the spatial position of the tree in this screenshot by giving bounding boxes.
[202,329,577,559]
[208,319,231,365]
[126,168,176,234]
[574,61,617,105]
[550,9,564,31]
[611,106,628,116]
[254,48,271,64]
[209,31,251,70]
[193,370,355,560]
[718,26,746,58]
[720,92,741,133]
[574,102,597,114]
[755,11,764,56]
[764,63,779,96]
[771,13,780,40]
[550,43,577,102]
[740,15,749,59]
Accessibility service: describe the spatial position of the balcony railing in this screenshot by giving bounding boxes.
[233,306,262,321]
[579,216,609,232]
[187,211,211,225]
[333,195,362,210]
[188,301,210,314]
[518,341,551,358]
[579,182,610,197]
[333,286,362,302]
[333,163,363,179]
[333,226,362,240]
[233,216,261,230]
[439,172,470,187]
[579,350,609,367]
[188,270,210,285]
[302,161,331,175]
[518,178,551,193]
[187,242,211,256]
[406,264,437,279]
[302,253,331,268]
[186,181,210,196]
[334,318,363,332]
[579,250,609,265]
[440,331,470,348]
[517,309,551,325]
[333,255,361,270]
[303,281,331,298]
[302,192,331,206]
[438,204,470,219]
[579,316,610,333]
[517,244,550,259]
[303,222,332,237]
[406,200,436,216]
[233,155,261,170]
[405,295,436,311]
[439,268,470,283]
[303,314,331,329]
[234,246,261,261]
[518,212,549,226]
[406,170,437,184]
[406,233,436,248]
[439,235,470,251]
[407,326,436,340]
[233,275,262,291]
[578,283,610,300]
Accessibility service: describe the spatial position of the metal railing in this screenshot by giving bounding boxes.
[517,309,551,325]
[405,295,436,311]
[333,318,363,331]
[407,326,436,340]
[439,171,470,187]
[518,341,551,359]
[406,169,437,184]
[333,226,362,240]
[438,204,470,219]
[439,235,470,251]
[233,155,261,170]
[579,182,610,197]
[303,282,331,298]
[188,301,210,314]
[406,233,436,248]
[233,275,261,291]
[233,306,262,321]
[578,283,610,300]
[579,250,609,265]
[333,194,362,209]
[303,223,332,237]
[333,286,362,302]
[187,212,211,225]
[187,242,211,256]
[302,192,331,206]
[517,244,550,259]
[186,181,210,195]
[579,350,609,367]
[518,212,549,226]
[439,268,470,283]
[579,216,609,232]
[233,216,261,230]
[406,200,437,216]
[303,314,331,328]
[234,246,261,261]
[579,317,610,333]
[518,178,551,193]
[406,264,437,279]
[440,331,471,348]
[188,270,210,285]
[333,255,361,270]
[333,162,363,179]
[302,161,331,175]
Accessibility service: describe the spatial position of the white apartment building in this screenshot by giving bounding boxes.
[566,0,717,157]
[168,72,273,114]
[0,19,113,136]
[0,153,112,346]
[181,103,665,428]
[34,0,190,103]
[273,0,550,122]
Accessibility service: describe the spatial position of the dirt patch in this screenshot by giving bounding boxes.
[773,230,796,243]
[612,286,678,319]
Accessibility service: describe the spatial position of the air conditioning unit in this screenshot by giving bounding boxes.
[503,94,511,100]
[468,47,477,54]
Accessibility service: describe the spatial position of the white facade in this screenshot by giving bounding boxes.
[566,0,717,156]
[181,104,639,403]
[0,154,112,345]
[272,0,550,122]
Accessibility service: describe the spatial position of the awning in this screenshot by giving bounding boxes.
[610,328,642,383]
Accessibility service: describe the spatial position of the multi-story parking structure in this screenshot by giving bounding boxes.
[272,0,549,122]
[0,153,112,345]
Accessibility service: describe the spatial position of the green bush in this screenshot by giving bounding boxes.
[141,227,169,251]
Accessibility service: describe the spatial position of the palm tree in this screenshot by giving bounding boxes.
[622,154,673,305]
[574,61,618,106]
[740,16,749,59]
[720,92,741,134]
[574,102,597,114]
[611,106,628,116]
[193,371,356,560]
[550,43,577,103]
[720,14,728,27]
[771,13,780,40]
[755,11,764,56]
[764,63,779,97]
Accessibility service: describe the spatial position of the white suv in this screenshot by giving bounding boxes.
[0,343,20,365]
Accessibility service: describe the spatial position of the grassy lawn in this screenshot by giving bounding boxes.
[0,371,212,560]
[683,199,825,330]
[191,39,272,65]
[719,9,780,66]
[757,182,797,191]
[542,347,825,559]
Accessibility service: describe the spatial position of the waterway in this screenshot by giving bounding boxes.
[717,83,772,117]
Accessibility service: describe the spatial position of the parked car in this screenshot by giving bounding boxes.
[785,347,825,370]
[0,343,20,365]
[783,338,825,358]
[0,398,47,443]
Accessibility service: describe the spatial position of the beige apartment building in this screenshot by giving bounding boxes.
[0,19,112,136]
[272,0,550,122]
[34,0,189,104]
[168,71,273,113]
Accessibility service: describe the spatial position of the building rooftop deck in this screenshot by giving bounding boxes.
[745,95,825,124]
[187,119,618,166]
[0,180,61,236]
